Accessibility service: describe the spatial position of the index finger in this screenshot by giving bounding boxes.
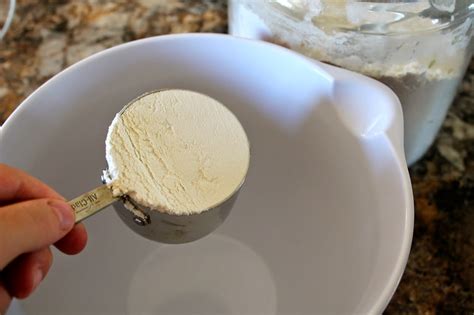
[0,164,63,202]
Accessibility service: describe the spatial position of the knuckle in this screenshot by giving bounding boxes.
[37,199,63,232]
[13,199,60,238]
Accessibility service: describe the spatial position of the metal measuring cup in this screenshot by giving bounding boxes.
[68,91,249,244]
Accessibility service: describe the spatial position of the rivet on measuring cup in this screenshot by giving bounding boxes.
[100,169,152,226]
[133,215,151,226]
[101,170,112,184]
[123,198,151,226]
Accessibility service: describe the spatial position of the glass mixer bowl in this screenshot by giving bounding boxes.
[229,0,473,165]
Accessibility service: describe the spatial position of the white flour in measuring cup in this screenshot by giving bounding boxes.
[104,89,250,215]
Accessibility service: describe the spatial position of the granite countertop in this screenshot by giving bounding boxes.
[0,0,472,314]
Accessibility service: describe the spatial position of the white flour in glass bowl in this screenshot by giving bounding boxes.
[229,0,472,164]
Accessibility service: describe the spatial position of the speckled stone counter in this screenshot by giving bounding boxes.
[0,1,472,314]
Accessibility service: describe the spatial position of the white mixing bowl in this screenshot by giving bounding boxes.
[2,34,413,315]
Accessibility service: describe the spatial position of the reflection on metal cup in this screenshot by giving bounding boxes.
[113,187,242,244]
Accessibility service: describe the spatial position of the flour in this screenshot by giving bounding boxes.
[105,90,250,215]
[229,0,472,164]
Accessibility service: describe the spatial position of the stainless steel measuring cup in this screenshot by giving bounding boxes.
[68,90,249,244]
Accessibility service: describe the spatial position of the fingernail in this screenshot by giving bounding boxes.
[49,199,74,230]
[32,268,43,290]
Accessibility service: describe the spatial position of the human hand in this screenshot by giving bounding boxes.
[0,164,88,314]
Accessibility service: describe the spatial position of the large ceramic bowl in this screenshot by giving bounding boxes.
[2,34,413,315]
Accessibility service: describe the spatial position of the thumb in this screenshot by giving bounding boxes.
[0,199,75,269]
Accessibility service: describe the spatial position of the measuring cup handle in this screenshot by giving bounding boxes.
[69,184,119,223]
